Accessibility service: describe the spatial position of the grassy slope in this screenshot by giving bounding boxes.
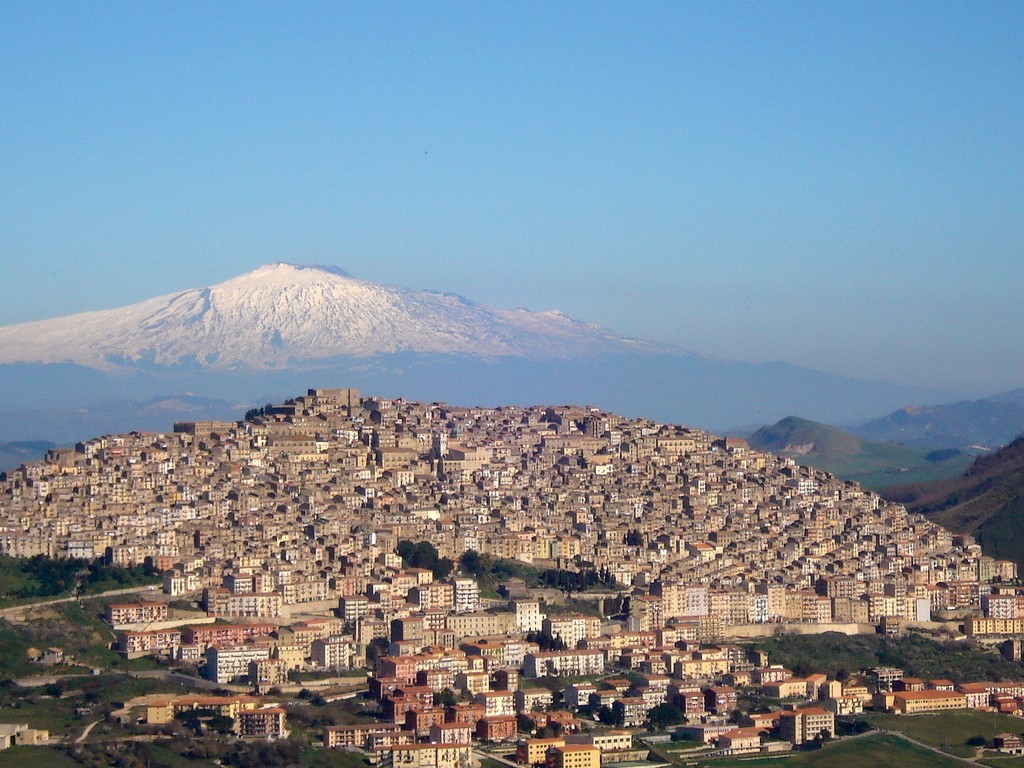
[884,436,1024,566]
[687,733,965,768]
[748,632,1024,685]
[0,747,81,768]
[868,710,1012,757]
[0,555,160,609]
[0,597,163,678]
[748,416,972,490]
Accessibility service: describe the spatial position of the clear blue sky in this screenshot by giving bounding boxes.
[1,2,1021,396]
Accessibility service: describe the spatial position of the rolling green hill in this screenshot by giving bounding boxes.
[747,416,974,490]
[882,435,1024,567]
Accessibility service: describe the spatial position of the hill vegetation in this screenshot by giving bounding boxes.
[747,416,973,489]
[0,555,159,608]
[882,435,1024,566]
[853,388,1024,450]
[750,631,1024,685]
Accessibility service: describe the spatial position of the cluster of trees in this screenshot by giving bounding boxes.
[525,631,568,651]
[624,529,643,546]
[518,712,565,738]
[537,567,616,593]
[458,550,540,586]
[457,550,620,598]
[365,636,391,664]
[175,708,234,735]
[647,702,686,729]
[0,554,157,604]
[243,404,276,421]
[396,540,454,579]
[62,737,309,768]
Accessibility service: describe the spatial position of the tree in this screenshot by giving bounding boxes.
[397,540,454,579]
[647,703,685,731]
[435,688,458,708]
[460,550,484,577]
[207,714,235,734]
[365,637,390,665]
[596,705,615,725]
[526,631,566,652]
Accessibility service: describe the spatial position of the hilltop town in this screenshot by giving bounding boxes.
[3,388,1024,764]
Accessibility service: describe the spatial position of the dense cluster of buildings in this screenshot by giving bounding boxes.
[4,387,1024,756]
[0,387,1013,631]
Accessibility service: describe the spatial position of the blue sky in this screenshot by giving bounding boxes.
[1,2,1021,395]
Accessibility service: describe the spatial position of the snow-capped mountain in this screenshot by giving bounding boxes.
[0,263,661,370]
[0,262,958,440]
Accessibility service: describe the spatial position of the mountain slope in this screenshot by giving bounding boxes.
[748,416,973,490]
[883,435,1024,566]
[0,263,659,370]
[0,263,961,441]
[852,390,1024,450]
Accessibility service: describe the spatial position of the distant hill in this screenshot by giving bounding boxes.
[852,389,1024,450]
[0,440,55,473]
[0,395,247,445]
[882,434,1024,567]
[748,416,974,490]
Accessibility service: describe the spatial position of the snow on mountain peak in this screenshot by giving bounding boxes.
[0,264,662,370]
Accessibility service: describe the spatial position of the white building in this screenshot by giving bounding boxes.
[453,578,480,614]
[205,645,270,683]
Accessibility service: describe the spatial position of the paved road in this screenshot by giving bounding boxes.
[870,729,981,765]
[76,719,100,743]
[128,669,248,692]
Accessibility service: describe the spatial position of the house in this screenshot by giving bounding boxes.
[548,744,601,768]
[476,715,518,742]
[994,733,1024,754]
[237,707,288,739]
[778,708,834,746]
[717,727,765,754]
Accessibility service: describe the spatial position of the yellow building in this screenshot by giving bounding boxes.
[517,737,566,765]
[145,695,264,724]
[966,617,1024,637]
[549,745,601,768]
[376,743,473,768]
[889,690,968,714]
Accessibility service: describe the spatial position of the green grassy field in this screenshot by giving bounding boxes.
[685,733,965,767]
[868,710,1018,757]
[0,671,191,739]
[747,416,977,491]
[798,443,974,491]
[0,746,81,768]
[980,757,1024,768]
[747,631,1024,684]
[0,596,165,678]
